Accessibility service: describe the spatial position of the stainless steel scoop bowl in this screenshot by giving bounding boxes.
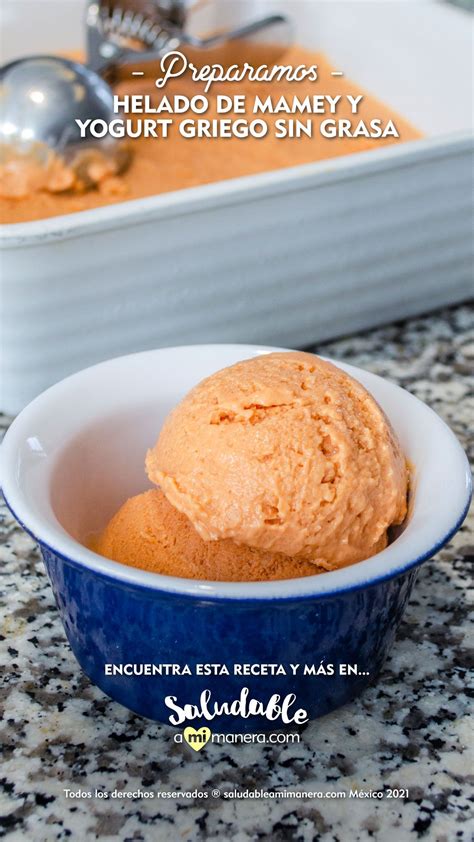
[0,56,126,182]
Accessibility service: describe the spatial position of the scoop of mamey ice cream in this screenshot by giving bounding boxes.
[146,352,408,569]
[94,488,319,581]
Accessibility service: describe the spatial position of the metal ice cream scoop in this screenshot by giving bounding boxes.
[86,1,292,76]
[0,56,128,185]
[0,1,292,186]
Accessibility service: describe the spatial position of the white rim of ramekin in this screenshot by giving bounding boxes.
[0,344,471,601]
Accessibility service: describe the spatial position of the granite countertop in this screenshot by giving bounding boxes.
[1,304,472,842]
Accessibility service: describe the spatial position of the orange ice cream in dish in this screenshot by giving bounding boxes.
[0,47,420,223]
[94,352,408,580]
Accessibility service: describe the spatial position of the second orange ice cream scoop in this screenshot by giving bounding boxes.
[94,488,319,581]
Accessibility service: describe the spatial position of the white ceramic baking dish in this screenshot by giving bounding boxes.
[1,0,473,415]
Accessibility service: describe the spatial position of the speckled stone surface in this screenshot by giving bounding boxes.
[1,304,472,842]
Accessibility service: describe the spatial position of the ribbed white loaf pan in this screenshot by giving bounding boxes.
[1,0,473,415]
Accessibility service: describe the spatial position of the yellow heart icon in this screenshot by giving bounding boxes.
[183,726,212,751]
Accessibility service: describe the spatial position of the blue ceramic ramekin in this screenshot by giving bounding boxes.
[1,345,471,732]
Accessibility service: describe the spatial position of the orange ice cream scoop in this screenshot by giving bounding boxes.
[146,352,408,568]
[93,488,319,581]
